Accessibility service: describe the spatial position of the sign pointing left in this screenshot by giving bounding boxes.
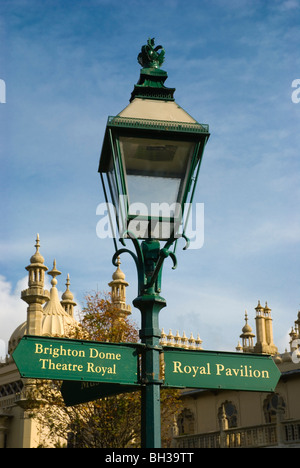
[13,335,140,386]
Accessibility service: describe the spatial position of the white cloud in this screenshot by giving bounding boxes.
[0,275,27,358]
[0,340,6,362]
[279,0,299,11]
[0,273,81,360]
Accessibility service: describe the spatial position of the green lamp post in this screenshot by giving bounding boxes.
[98,38,210,448]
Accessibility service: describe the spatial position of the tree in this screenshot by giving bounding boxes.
[80,292,139,343]
[31,291,181,448]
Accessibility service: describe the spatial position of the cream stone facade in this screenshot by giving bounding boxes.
[172,303,300,448]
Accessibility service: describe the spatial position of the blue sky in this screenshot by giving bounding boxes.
[0,0,299,358]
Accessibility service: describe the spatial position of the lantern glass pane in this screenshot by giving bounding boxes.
[118,136,195,219]
[107,153,128,235]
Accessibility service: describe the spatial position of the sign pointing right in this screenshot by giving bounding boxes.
[163,348,281,392]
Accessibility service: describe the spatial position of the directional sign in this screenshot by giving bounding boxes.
[61,380,140,406]
[163,347,281,392]
[13,335,140,386]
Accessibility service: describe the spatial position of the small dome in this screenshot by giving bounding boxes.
[241,311,255,336]
[8,321,27,355]
[61,289,74,301]
[112,257,126,281]
[274,354,282,364]
[30,251,44,265]
[30,234,45,264]
[112,267,126,281]
[61,274,75,301]
[242,322,253,334]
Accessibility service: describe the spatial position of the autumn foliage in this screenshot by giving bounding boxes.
[31,291,181,448]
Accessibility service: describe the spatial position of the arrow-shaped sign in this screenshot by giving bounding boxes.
[13,335,140,386]
[163,347,281,392]
[13,336,282,407]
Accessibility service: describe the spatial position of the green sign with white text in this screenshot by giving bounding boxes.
[163,347,281,392]
[13,335,140,386]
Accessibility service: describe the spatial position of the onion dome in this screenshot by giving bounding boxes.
[8,321,27,356]
[241,312,254,336]
[108,257,131,318]
[111,257,126,282]
[29,234,45,265]
[61,274,77,317]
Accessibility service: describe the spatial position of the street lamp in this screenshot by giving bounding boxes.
[98,38,210,448]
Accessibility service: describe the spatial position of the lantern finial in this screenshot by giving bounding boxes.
[137,38,165,69]
[131,38,175,102]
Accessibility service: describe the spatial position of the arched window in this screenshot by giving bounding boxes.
[263,393,285,423]
[177,408,195,435]
[218,401,238,429]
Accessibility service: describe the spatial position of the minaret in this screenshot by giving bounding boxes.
[21,235,50,335]
[295,309,300,339]
[254,300,267,354]
[263,302,278,355]
[236,341,243,352]
[289,308,300,352]
[108,257,131,319]
[289,327,298,352]
[254,300,278,355]
[61,274,77,317]
[239,311,255,353]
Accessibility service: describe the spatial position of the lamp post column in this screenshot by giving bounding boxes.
[133,240,166,448]
[98,38,210,448]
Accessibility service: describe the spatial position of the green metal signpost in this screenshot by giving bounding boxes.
[13,336,281,394]
[163,347,281,392]
[12,335,281,446]
[13,335,140,386]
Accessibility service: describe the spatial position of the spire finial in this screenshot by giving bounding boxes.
[35,233,40,251]
[47,259,61,287]
[130,38,175,102]
[138,38,165,69]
